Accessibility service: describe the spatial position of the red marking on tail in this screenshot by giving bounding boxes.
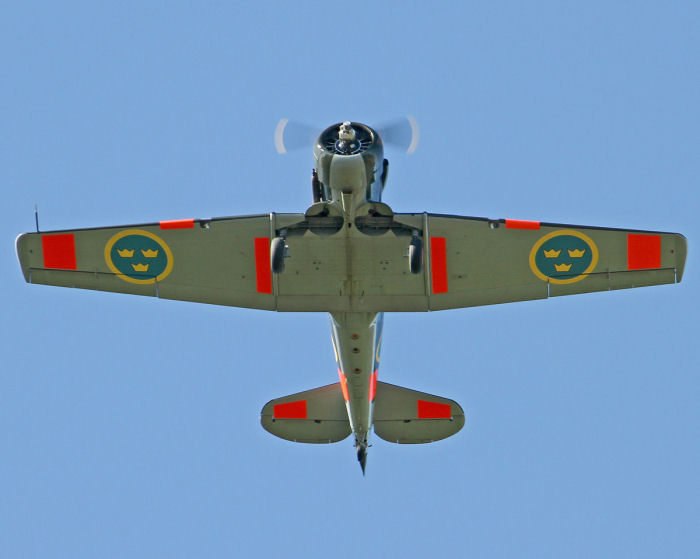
[417,400,451,419]
[505,219,540,230]
[627,234,661,270]
[42,234,77,270]
[338,369,349,402]
[159,219,194,229]
[430,237,448,294]
[254,237,272,294]
[369,370,378,402]
[273,400,307,419]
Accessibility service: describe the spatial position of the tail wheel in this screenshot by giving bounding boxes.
[271,237,287,274]
[408,237,423,274]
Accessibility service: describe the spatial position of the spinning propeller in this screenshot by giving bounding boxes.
[274,116,420,155]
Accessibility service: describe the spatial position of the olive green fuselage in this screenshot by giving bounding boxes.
[314,122,388,469]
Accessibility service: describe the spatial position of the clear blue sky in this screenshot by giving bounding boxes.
[2,2,698,557]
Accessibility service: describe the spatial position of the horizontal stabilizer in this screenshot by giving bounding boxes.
[260,383,350,443]
[373,382,464,444]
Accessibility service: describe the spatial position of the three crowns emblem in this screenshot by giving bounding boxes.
[105,230,173,285]
[117,247,158,274]
[530,230,599,285]
[543,247,586,273]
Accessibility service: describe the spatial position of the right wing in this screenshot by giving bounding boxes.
[16,215,284,310]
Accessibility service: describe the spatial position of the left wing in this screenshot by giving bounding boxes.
[407,214,687,311]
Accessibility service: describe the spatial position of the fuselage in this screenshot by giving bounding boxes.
[313,122,388,471]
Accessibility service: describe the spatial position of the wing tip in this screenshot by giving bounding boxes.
[15,232,34,283]
[673,233,688,283]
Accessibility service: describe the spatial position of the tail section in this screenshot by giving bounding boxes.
[373,382,465,444]
[260,383,351,443]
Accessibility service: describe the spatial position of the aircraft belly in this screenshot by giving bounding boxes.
[330,312,382,441]
[276,230,427,312]
[276,295,428,312]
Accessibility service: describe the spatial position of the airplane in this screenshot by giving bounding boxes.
[16,120,687,474]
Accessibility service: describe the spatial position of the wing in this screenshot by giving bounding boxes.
[16,213,686,312]
[410,214,687,311]
[16,215,290,310]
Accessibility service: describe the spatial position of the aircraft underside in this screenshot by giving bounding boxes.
[15,121,686,475]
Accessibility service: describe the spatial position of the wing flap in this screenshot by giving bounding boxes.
[549,268,677,297]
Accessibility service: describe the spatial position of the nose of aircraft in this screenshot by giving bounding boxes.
[334,122,361,155]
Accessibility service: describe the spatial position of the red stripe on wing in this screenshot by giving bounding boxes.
[430,237,448,294]
[627,234,661,269]
[505,219,540,230]
[42,234,77,270]
[254,237,272,294]
[159,219,194,229]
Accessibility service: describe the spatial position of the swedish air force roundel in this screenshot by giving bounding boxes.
[105,229,173,284]
[529,229,598,284]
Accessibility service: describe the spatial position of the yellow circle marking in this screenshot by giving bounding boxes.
[529,229,599,285]
[104,229,174,285]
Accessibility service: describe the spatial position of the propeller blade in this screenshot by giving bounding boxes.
[376,115,420,154]
[274,118,318,154]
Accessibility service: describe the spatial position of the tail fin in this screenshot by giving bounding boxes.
[260,383,351,443]
[373,382,465,444]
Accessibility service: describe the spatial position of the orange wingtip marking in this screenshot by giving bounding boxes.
[254,237,272,294]
[42,234,77,270]
[430,237,448,294]
[159,219,194,229]
[505,219,540,230]
[273,400,307,419]
[417,400,451,419]
[627,234,661,270]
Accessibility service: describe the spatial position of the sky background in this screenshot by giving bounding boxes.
[1,2,698,557]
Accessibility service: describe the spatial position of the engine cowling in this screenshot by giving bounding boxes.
[313,122,387,204]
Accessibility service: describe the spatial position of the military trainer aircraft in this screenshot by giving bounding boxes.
[16,120,687,474]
